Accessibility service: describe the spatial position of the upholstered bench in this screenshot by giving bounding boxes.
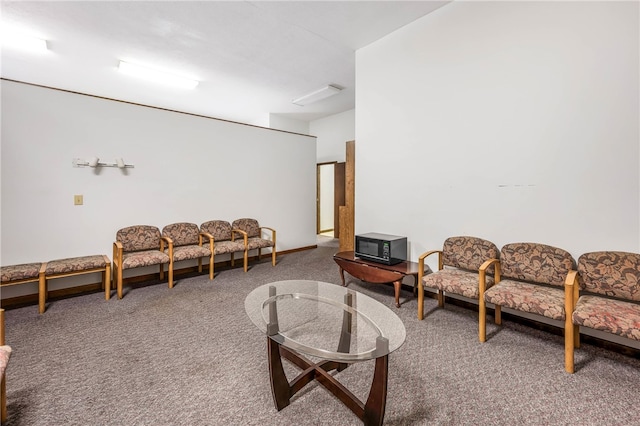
[42,255,111,313]
[1,263,46,312]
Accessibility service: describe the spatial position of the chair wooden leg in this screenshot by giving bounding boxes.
[479,298,486,343]
[209,255,214,280]
[117,265,123,299]
[168,262,173,289]
[272,248,276,266]
[258,248,262,260]
[198,259,203,274]
[574,325,580,349]
[437,290,444,308]
[231,253,235,267]
[565,314,575,373]
[243,249,248,272]
[418,284,424,320]
[495,305,502,325]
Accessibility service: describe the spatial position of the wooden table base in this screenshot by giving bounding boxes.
[333,252,420,308]
[267,337,389,426]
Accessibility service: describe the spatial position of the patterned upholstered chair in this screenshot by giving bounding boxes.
[481,242,577,373]
[1,263,46,313]
[112,225,171,299]
[231,218,276,270]
[200,220,247,275]
[162,222,214,281]
[417,236,499,339]
[567,251,640,373]
[0,308,10,423]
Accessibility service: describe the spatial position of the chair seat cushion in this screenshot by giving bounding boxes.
[205,241,245,255]
[246,237,274,250]
[45,255,107,275]
[169,246,211,262]
[1,263,42,282]
[573,295,640,341]
[423,269,494,299]
[122,251,170,269]
[0,345,11,378]
[484,279,566,320]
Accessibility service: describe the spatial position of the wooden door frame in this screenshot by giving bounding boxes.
[316,161,337,234]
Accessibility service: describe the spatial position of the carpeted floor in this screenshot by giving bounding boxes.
[3,236,639,425]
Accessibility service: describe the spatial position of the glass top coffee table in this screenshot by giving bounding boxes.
[245,280,406,426]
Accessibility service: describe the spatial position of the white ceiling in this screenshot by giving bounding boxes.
[1,1,449,125]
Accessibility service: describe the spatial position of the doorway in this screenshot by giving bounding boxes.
[316,161,345,238]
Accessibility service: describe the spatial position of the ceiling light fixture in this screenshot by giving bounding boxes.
[0,30,48,53]
[292,85,342,106]
[118,60,199,89]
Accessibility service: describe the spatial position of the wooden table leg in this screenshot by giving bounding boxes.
[363,354,389,426]
[267,337,291,410]
[393,280,401,308]
[339,266,346,286]
[266,337,391,426]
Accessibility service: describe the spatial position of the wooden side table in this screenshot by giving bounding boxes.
[333,251,421,308]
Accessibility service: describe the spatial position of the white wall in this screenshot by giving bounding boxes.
[310,108,355,163]
[356,1,639,268]
[1,80,317,295]
[269,114,310,135]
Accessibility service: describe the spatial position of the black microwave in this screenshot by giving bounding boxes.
[355,233,407,265]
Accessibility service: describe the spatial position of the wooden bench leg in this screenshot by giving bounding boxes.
[38,273,46,314]
[104,263,111,301]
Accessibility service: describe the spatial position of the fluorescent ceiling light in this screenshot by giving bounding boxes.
[0,30,48,53]
[292,85,342,106]
[118,60,199,89]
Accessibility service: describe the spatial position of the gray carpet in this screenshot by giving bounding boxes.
[3,236,640,425]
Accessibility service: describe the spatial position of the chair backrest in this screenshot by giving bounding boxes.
[116,225,162,252]
[442,236,499,272]
[500,242,575,287]
[578,251,640,302]
[162,222,200,247]
[200,220,233,241]
[232,218,260,238]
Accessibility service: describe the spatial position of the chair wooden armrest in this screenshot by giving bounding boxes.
[479,258,501,290]
[199,232,214,247]
[160,237,173,287]
[231,229,248,244]
[418,249,442,276]
[160,236,173,251]
[112,241,123,264]
[417,249,442,320]
[260,226,276,236]
[564,270,579,373]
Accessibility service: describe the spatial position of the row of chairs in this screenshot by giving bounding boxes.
[417,236,640,373]
[112,218,276,299]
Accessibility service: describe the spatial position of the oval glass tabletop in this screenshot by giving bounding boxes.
[245,280,406,362]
